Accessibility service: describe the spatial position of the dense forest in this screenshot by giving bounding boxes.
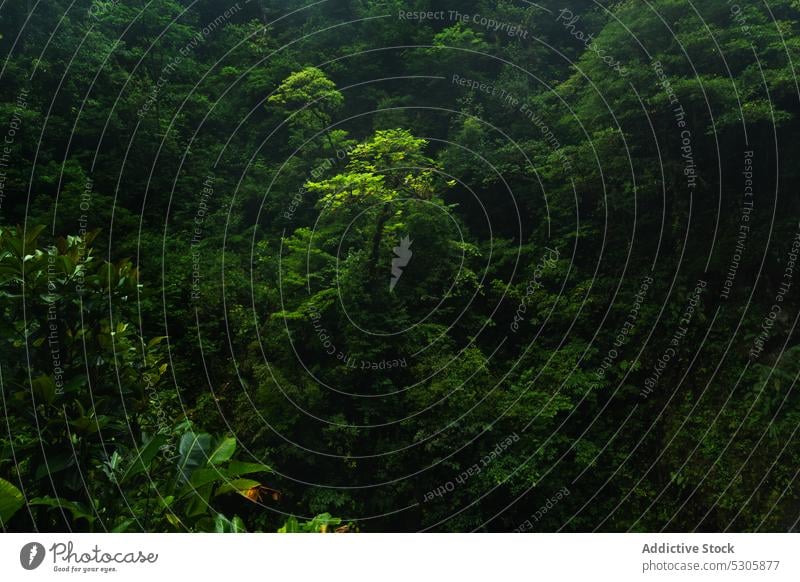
[1,0,800,533]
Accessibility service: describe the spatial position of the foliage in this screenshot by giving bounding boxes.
[2,0,800,533]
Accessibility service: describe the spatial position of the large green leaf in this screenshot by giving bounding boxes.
[34,452,75,480]
[214,478,260,497]
[225,461,273,476]
[183,484,214,518]
[178,460,271,500]
[120,434,168,483]
[30,496,95,524]
[208,436,236,465]
[176,432,213,482]
[0,477,24,525]
[177,467,229,499]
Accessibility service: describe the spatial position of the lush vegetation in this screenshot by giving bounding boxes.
[1,0,800,532]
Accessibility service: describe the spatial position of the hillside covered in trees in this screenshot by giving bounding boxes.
[2,0,800,532]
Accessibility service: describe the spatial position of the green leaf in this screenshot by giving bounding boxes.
[307,512,341,532]
[31,375,56,405]
[194,513,247,533]
[176,432,213,482]
[120,434,167,483]
[111,518,136,532]
[176,467,228,499]
[208,436,236,465]
[34,452,75,480]
[214,513,246,532]
[30,496,95,523]
[278,512,342,533]
[225,461,273,477]
[0,477,24,525]
[184,484,214,518]
[146,336,168,349]
[214,478,260,497]
[278,516,300,533]
[24,224,46,247]
[166,512,184,530]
